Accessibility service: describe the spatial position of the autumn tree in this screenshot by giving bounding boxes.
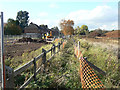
[4,18,22,35]
[60,19,74,35]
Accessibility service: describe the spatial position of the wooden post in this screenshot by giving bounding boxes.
[78,41,80,51]
[42,48,46,73]
[5,66,15,88]
[78,41,80,58]
[51,47,52,56]
[58,42,60,51]
[61,40,63,45]
[33,58,36,81]
[53,44,55,54]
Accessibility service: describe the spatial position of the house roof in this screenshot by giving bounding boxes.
[25,22,59,34]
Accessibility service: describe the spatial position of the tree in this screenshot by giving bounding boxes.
[74,25,89,35]
[81,25,89,35]
[51,26,59,30]
[60,19,74,35]
[81,25,88,31]
[16,10,29,32]
[40,24,48,29]
[74,26,81,35]
[4,18,22,35]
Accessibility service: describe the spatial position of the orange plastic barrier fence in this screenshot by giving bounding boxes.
[74,45,104,89]
[62,42,66,48]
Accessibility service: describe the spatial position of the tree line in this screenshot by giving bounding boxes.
[59,19,89,36]
[4,11,29,35]
[4,10,90,36]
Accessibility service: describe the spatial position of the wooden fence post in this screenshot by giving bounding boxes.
[78,41,80,51]
[5,66,15,88]
[53,44,55,54]
[58,42,60,51]
[33,58,36,81]
[61,40,63,45]
[78,41,80,58]
[42,48,46,73]
[51,47,53,56]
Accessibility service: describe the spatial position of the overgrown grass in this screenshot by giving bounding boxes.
[8,39,62,88]
[27,39,82,89]
[76,37,120,88]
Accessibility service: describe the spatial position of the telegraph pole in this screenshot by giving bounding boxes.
[0,12,5,89]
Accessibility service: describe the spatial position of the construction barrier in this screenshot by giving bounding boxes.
[74,41,105,89]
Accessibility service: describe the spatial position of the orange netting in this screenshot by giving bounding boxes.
[62,42,66,48]
[74,45,104,89]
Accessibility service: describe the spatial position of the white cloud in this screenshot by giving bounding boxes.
[38,12,48,17]
[30,18,59,28]
[66,5,118,30]
[49,3,58,8]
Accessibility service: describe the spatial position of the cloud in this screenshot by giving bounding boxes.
[66,5,118,30]
[49,3,58,8]
[38,12,48,17]
[30,18,59,28]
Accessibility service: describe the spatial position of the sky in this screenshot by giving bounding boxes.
[0,0,119,30]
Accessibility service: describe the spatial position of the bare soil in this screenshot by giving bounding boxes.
[104,30,120,38]
[4,42,45,59]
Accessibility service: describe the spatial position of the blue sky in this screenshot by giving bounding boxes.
[0,0,119,30]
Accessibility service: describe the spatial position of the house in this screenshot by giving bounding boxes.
[24,22,40,35]
[24,22,59,38]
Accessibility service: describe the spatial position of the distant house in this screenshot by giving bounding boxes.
[24,22,59,38]
[24,22,40,35]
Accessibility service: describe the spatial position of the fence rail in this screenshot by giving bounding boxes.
[5,40,64,89]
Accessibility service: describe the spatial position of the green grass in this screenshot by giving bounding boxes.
[27,39,82,89]
[5,44,53,69]
[8,40,62,88]
[76,37,120,88]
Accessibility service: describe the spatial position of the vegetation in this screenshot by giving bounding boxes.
[4,18,22,35]
[74,37,120,88]
[4,10,29,35]
[5,44,52,69]
[88,29,109,38]
[74,25,89,35]
[60,19,74,35]
[27,39,82,88]
[39,24,48,29]
[16,10,29,32]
